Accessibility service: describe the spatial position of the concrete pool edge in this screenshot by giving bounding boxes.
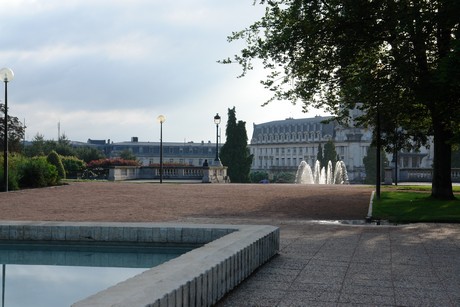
[0,221,280,306]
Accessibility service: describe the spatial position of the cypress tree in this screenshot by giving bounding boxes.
[316,143,324,168]
[323,140,338,169]
[220,107,253,183]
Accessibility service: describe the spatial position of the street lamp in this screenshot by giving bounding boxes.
[1,68,14,192]
[157,115,165,183]
[376,102,381,199]
[214,113,221,165]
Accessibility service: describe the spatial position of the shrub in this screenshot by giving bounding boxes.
[273,172,296,183]
[47,150,66,179]
[19,157,59,188]
[87,158,140,168]
[61,156,86,178]
[250,171,270,183]
[0,154,23,191]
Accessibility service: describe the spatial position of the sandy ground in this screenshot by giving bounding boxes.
[0,182,373,222]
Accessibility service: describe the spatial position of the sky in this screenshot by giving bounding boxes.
[0,0,329,144]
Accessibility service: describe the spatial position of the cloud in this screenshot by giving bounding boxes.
[1,0,329,144]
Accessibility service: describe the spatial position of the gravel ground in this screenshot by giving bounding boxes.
[0,182,373,222]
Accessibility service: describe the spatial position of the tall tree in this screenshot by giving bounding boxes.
[363,146,388,184]
[223,0,459,199]
[0,103,25,153]
[316,143,324,167]
[220,107,253,183]
[323,140,338,169]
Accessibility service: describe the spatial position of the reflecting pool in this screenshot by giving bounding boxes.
[0,241,195,306]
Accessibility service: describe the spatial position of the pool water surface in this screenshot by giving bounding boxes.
[0,242,195,306]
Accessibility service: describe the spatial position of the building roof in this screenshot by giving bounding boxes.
[251,116,336,143]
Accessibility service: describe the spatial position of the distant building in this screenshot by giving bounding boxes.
[248,112,433,183]
[105,139,221,167]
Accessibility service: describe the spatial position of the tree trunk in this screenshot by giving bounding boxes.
[431,120,454,200]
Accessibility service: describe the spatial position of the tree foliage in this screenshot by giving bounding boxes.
[87,158,140,169]
[74,146,105,163]
[0,103,25,153]
[323,140,338,169]
[250,171,270,183]
[47,150,66,179]
[223,0,459,199]
[220,107,253,183]
[316,143,323,166]
[19,156,59,188]
[363,146,389,184]
[61,156,86,178]
[25,134,105,163]
[119,149,138,161]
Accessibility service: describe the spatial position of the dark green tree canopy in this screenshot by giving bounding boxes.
[323,140,338,169]
[220,107,253,183]
[316,143,323,166]
[223,0,459,199]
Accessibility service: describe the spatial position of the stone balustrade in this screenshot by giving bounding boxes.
[108,165,229,183]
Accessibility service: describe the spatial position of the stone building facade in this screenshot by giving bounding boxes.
[248,113,433,183]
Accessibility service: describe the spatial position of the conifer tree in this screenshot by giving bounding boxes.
[220,107,253,183]
[316,144,323,168]
[323,140,338,170]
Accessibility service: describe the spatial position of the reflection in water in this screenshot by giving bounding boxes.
[5,265,146,307]
[0,242,195,306]
[2,265,5,307]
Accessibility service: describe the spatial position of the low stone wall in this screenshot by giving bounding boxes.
[0,221,279,307]
[388,168,460,183]
[108,165,229,183]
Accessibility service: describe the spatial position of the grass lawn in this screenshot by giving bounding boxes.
[372,186,460,223]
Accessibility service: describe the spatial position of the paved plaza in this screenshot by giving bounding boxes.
[210,219,460,306]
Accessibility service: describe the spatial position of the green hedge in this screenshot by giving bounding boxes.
[1,155,60,190]
[0,155,23,191]
[19,156,59,188]
[61,156,86,179]
[47,150,66,179]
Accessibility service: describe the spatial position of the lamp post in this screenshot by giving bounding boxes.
[376,102,381,199]
[157,115,165,183]
[214,113,221,165]
[1,68,14,192]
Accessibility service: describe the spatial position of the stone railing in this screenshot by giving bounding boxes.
[385,168,460,183]
[108,165,229,183]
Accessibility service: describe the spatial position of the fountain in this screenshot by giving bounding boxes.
[295,160,348,184]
